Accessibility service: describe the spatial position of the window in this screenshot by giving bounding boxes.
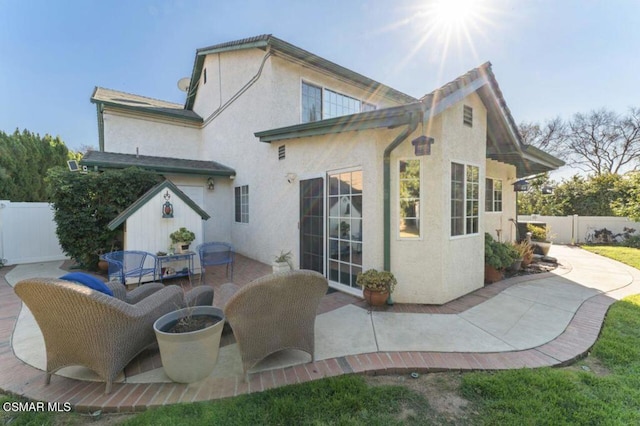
[399,159,420,238]
[234,185,249,223]
[451,162,479,236]
[463,105,473,127]
[301,82,376,123]
[485,178,503,212]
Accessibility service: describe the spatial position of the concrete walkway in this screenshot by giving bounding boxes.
[1,245,639,413]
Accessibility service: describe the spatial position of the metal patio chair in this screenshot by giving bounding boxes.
[197,242,235,284]
[103,250,157,286]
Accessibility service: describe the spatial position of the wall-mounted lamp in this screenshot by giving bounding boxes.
[513,180,530,192]
[207,177,215,191]
[411,136,435,156]
[286,173,297,184]
[541,185,554,195]
[162,190,174,218]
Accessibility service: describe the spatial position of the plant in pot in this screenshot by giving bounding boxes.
[169,227,196,253]
[356,269,397,307]
[273,250,293,273]
[512,240,534,270]
[153,304,225,383]
[527,223,554,256]
[485,233,519,284]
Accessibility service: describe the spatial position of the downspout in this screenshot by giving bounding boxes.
[383,111,420,272]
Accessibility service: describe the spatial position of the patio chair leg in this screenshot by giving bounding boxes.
[45,372,51,385]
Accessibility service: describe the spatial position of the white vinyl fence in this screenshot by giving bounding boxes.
[0,200,68,265]
[519,214,640,244]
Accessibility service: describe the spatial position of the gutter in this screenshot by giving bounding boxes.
[383,111,421,272]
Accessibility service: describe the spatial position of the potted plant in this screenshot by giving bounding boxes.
[512,240,534,269]
[169,227,196,253]
[527,223,554,256]
[273,250,293,273]
[356,269,397,306]
[484,233,519,283]
[153,305,225,383]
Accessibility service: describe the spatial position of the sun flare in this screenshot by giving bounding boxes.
[430,0,482,31]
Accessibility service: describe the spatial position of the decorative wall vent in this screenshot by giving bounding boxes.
[463,105,473,127]
[278,145,286,160]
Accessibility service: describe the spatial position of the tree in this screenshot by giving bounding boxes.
[0,129,79,201]
[612,172,640,221]
[519,117,567,159]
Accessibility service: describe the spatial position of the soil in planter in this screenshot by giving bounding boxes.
[163,315,222,334]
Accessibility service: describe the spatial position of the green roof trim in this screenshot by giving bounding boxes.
[108,179,210,231]
[185,34,417,110]
[81,151,236,177]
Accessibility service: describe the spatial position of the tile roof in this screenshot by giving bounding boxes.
[91,87,202,122]
[81,151,235,177]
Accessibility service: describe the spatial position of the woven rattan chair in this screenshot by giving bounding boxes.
[14,278,187,393]
[223,270,328,377]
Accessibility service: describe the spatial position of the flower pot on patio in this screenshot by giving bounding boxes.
[363,288,389,306]
[153,306,224,383]
[484,264,504,284]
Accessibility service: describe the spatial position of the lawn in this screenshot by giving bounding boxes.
[581,244,640,270]
[2,245,639,425]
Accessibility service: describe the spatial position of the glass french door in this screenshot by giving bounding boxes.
[299,178,324,273]
[327,170,362,290]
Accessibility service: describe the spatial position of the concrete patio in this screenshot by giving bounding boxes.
[1,245,639,413]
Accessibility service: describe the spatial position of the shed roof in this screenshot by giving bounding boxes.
[107,179,209,231]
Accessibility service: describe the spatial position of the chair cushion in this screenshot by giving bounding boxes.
[59,272,114,296]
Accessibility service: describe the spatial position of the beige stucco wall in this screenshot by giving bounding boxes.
[102,111,202,159]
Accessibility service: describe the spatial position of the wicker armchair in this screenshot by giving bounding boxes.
[224,270,328,377]
[14,278,186,393]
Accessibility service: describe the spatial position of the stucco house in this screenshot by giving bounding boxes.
[83,34,563,304]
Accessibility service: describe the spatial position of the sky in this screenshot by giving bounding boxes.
[1,0,639,179]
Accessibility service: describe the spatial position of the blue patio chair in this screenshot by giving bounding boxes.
[103,250,158,287]
[197,242,235,284]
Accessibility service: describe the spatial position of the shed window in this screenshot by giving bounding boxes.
[234,185,249,223]
[485,178,503,212]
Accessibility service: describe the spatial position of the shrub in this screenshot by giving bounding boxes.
[356,269,397,293]
[47,167,161,269]
[485,233,519,269]
[512,241,534,265]
[622,235,640,249]
[527,223,548,241]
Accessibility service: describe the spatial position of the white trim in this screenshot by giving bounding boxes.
[484,176,503,213]
[328,280,363,297]
[449,160,481,238]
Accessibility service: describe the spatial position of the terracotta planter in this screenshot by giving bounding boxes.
[363,288,389,306]
[153,306,224,383]
[484,264,504,284]
[97,259,108,273]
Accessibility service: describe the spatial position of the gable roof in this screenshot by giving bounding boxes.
[255,62,564,177]
[184,34,417,110]
[108,179,209,231]
[81,151,236,177]
[91,87,203,123]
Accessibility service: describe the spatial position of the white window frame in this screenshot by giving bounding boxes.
[234,185,249,224]
[450,161,480,238]
[398,158,422,240]
[485,177,503,213]
[300,79,377,123]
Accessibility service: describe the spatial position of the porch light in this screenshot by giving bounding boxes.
[162,190,174,218]
[541,185,554,195]
[513,180,529,192]
[411,136,435,156]
[207,177,215,191]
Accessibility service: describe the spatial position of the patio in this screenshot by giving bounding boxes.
[2,246,640,413]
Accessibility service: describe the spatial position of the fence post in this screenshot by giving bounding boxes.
[572,215,578,245]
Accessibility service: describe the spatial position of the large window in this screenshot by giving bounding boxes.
[451,163,479,236]
[399,159,421,238]
[328,170,363,289]
[301,82,376,123]
[234,185,249,223]
[485,178,503,212]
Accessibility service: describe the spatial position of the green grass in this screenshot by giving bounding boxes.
[123,375,434,425]
[581,244,640,270]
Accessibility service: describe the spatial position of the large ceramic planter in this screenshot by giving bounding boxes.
[532,241,552,256]
[484,264,504,284]
[153,306,224,383]
[507,258,523,274]
[363,288,389,306]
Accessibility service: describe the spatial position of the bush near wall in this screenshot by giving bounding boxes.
[46,167,161,269]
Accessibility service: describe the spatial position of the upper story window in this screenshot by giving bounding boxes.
[485,178,503,212]
[301,82,376,123]
[234,185,249,223]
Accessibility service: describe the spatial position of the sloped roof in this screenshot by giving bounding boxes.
[107,179,209,231]
[185,34,417,110]
[81,151,235,177]
[255,62,564,177]
[91,87,203,123]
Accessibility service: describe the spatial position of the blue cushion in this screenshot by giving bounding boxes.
[59,272,113,296]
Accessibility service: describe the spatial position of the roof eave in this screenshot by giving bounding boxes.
[92,99,203,124]
[81,159,235,178]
